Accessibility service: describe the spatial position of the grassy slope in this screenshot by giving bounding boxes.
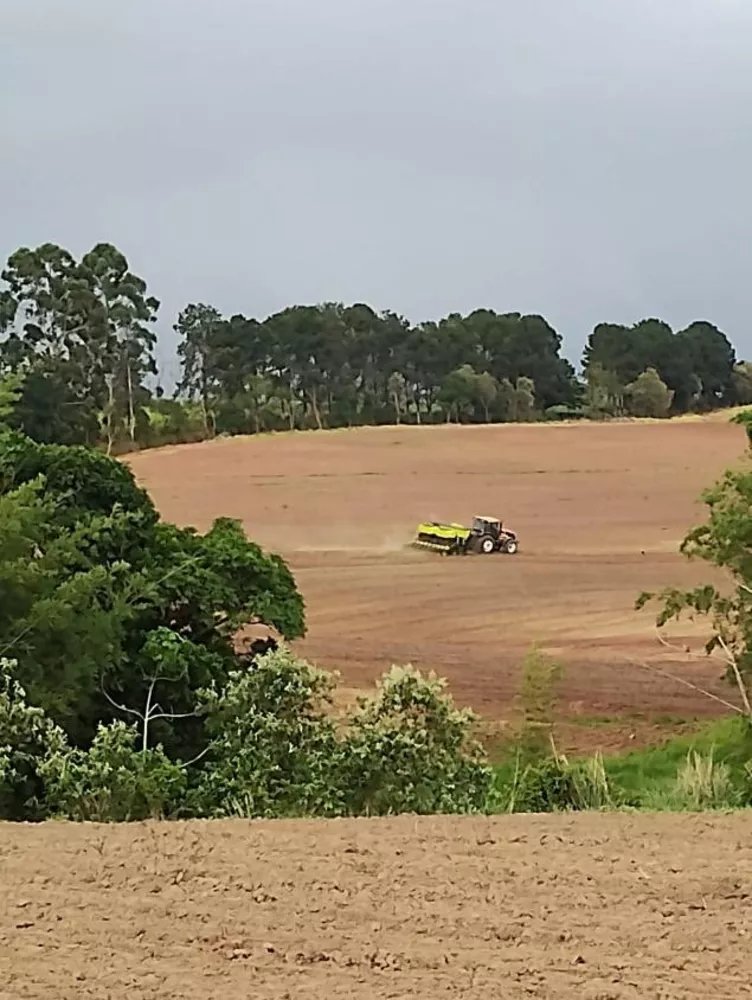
[603,716,752,800]
[492,716,752,809]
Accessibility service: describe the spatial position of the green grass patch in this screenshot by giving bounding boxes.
[492,715,752,811]
[603,716,752,804]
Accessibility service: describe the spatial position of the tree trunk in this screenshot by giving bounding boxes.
[199,373,211,438]
[104,374,116,456]
[126,357,136,444]
[310,386,323,430]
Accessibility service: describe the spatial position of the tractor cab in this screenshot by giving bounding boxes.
[471,515,502,538]
[468,515,519,554]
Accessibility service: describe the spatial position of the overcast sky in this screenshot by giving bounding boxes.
[3,0,752,381]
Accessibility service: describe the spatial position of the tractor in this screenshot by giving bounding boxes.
[412,515,519,555]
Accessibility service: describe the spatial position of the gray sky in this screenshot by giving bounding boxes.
[3,0,752,382]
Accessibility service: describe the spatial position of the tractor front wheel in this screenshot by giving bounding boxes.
[504,539,518,554]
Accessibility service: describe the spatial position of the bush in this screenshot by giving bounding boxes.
[504,750,617,813]
[192,653,494,818]
[341,665,493,815]
[0,657,68,820]
[41,720,186,822]
[626,368,674,418]
[191,647,342,818]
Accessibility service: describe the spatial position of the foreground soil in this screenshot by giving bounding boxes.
[2,814,750,998]
[127,419,749,746]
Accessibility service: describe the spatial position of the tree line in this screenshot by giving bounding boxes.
[1,240,750,452]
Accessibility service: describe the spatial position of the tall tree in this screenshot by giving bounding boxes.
[0,244,82,360]
[175,302,223,436]
[676,321,736,408]
[78,243,159,451]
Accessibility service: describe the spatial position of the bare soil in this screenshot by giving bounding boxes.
[126,419,749,748]
[2,814,751,998]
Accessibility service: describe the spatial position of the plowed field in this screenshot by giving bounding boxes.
[2,813,751,998]
[127,418,748,746]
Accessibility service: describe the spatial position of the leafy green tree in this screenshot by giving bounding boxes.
[638,467,752,719]
[0,434,305,755]
[0,244,82,359]
[79,243,159,451]
[0,477,131,740]
[0,246,102,444]
[626,367,674,418]
[514,375,536,421]
[676,321,736,408]
[439,364,478,422]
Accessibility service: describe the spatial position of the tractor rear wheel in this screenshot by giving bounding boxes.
[480,536,496,554]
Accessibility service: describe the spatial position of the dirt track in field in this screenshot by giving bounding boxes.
[126,419,749,744]
[2,813,751,998]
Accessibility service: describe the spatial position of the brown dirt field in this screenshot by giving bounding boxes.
[2,813,751,998]
[126,419,750,748]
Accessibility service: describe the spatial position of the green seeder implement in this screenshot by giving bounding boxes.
[412,515,519,555]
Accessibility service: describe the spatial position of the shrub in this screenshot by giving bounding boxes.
[504,750,617,813]
[0,657,68,820]
[193,653,495,819]
[41,720,186,822]
[341,665,493,815]
[191,647,342,818]
[507,755,579,813]
[626,368,674,418]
